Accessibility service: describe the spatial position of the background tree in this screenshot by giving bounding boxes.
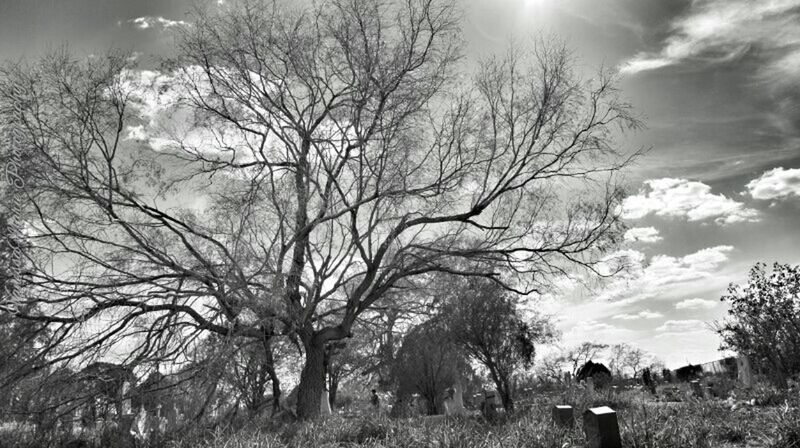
[560,342,609,376]
[442,276,555,411]
[608,343,649,379]
[0,0,638,420]
[391,319,469,415]
[716,262,800,388]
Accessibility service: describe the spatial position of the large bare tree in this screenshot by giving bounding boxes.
[0,0,639,419]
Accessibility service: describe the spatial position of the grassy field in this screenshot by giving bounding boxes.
[172,386,800,448]
[4,385,800,447]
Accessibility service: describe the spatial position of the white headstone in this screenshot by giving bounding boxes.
[443,383,467,416]
[583,406,621,448]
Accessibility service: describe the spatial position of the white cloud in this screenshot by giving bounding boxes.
[624,226,662,243]
[675,298,717,310]
[622,178,759,225]
[656,319,707,333]
[746,167,800,200]
[620,0,800,82]
[560,320,634,347]
[613,310,663,320]
[596,245,735,304]
[128,16,189,30]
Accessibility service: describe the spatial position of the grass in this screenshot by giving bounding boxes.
[3,385,800,447]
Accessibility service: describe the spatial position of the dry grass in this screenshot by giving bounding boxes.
[4,386,799,447]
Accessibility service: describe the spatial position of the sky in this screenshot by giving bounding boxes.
[1,0,799,369]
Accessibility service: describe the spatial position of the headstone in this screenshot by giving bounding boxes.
[583,406,622,448]
[552,405,573,428]
[564,372,572,384]
[586,377,595,393]
[444,383,467,416]
[119,413,135,434]
[690,380,704,398]
[480,392,499,422]
[737,356,753,389]
[320,390,332,416]
[132,406,149,439]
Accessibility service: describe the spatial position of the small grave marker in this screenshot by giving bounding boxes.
[583,406,621,448]
[690,380,704,398]
[552,405,573,427]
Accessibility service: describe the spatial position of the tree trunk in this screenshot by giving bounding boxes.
[498,382,514,412]
[489,366,514,413]
[296,340,326,420]
[263,339,282,415]
[329,375,339,409]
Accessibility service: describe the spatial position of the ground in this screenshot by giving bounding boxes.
[3,382,799,447]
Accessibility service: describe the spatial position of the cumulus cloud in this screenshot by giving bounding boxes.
[624,226,662,243]
[613,310,663,320]
[656,319,707,333]
[597,245,735,304]
[127,16,189,30]
[622,178,759,225]
[675,298,717,310]
[746,167,800,200]
[620,0,800,80]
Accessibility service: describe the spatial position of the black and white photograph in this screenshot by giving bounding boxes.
[1,0,799,446]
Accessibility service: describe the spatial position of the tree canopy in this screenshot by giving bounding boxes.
[0,0,638,419]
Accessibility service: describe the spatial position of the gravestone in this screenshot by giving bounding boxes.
[552,405,574,428]
[690,380,704,398]
[737,356,753,389]
[583,406,622,448]
[480,392,499,422]
[320,390,332,416]
[564,372,572,384]
[586,377,595,393]
[444,383,467,416]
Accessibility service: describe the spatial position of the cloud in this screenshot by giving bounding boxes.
[560,320,634,347]
[624,226,663,243]
[127,16,189,30]
[612,310,664,320]
[622,178,759,225]
[656,319,707,333]
[597,245,735,304]
[746,167,800,200]
[620,0,800,80]
[675,298,717,310]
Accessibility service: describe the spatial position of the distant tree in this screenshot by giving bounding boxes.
[391,320,469,415]
[442,277,555,411]
[536,353,568,383]
[675,364,703,382]
[561,342,609,376]
[575,360,612,388]
[716,262,800,388]
[608,343,650,379]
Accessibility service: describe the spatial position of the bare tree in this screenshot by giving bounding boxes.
[0,0,639,420]
[561,342,610,376]
[608,343,650,379]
